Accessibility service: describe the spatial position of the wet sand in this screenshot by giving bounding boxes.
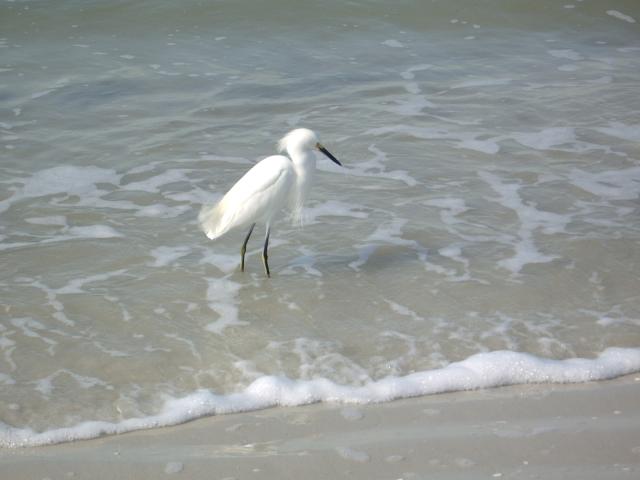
[3,375,639,479]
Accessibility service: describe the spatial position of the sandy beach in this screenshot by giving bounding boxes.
[3,375,639,479]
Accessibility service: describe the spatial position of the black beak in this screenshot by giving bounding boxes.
[317,144,342,167]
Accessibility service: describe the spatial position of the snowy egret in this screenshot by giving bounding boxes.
[199,128,342,277]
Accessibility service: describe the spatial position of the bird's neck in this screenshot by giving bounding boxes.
[288,149,316,218]
[289,148,316,174]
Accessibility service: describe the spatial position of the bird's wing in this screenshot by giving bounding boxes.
[199,155,294,240]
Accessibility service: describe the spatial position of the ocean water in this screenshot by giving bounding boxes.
[1,0,640,447]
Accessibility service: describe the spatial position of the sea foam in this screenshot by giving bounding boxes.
[2,347,639,448]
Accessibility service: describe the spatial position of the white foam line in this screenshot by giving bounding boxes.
[384,299,424,322]
[281,247,323,277]
[0,225,123,252]
[205,278,247,334]
[400,64,433,80]
[303,200,368,224]
[56,269,129,294]
[121,169,190,193]
[382,39,404,48]
[548,49,583,61]
[606,10,636,23]
[349,217,428,271]
[390,95,436,116]
[28,281,75,327]
[569,166,640,201]
[324,144,419,187]
[148,246,192,268]
[368,125,615,156]
[450,78,512,89]
[594,122,640,142]
[2,347,639,448]
[367,125,501,155]
[9,318,58,353]
[479,171,569,274]
[0,165,121,215]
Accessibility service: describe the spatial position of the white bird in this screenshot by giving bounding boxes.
[198,128,342,277]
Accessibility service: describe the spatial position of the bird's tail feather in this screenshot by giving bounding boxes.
[198,200,230,240]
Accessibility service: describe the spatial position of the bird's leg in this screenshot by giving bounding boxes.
[262,226,271,278]
[240,223,256,272]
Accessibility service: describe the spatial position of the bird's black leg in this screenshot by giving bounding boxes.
[240,223,256,272]
[262,226,271,278]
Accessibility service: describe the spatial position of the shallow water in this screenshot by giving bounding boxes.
[1,0,640,446]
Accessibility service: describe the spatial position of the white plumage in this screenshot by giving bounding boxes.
[199,155,294,240]
[198,128,342,277]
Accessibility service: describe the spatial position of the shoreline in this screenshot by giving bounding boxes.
[5,347,639,448]
[2,375,639,479]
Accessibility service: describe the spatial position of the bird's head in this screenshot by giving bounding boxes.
[278,128,342,166]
